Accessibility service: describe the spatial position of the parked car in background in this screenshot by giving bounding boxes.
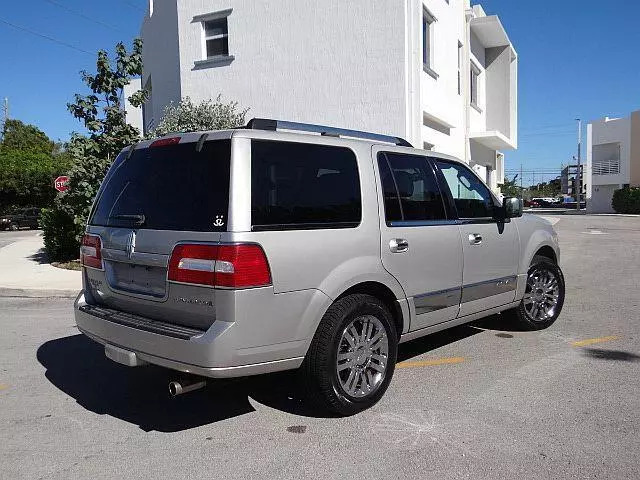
[0,207,41,230]
[74,119,565,415]
[531,198,563,208]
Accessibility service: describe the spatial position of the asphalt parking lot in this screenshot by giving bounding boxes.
[1,215,639,479]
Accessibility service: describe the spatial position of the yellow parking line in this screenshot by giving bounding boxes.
[396,356,465,369]
[571,335,620,347]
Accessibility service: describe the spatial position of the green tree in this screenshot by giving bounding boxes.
[1,119,55,155]
[499,174,521,198]
[0,119,71,211]
[0,149,71,210]
[43,39,147,261]
[151,96,248,137]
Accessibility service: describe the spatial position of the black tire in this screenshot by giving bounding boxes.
[509,255,565,330]
[302,294,398,416]
[9,223,18,231]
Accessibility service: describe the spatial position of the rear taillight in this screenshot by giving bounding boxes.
[168,244,271,289]
[81,234,102,269]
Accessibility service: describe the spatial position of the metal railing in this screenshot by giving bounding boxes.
[592,158,620,175]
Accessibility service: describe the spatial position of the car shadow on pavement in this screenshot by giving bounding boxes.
[582,348,640,362]
[471,312,533,332]
[37,325,487,432]
[397,323,482,362]
[36,334,333,432]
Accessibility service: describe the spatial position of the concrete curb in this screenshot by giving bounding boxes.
[0,287,79,299]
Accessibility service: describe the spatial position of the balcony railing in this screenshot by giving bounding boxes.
[592,158,620,175]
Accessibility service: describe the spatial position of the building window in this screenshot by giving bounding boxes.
[193,9,234,67]
[204,17,229,58]
[422,7,438,79]
[470,63,480,110]
[457,41,463,95]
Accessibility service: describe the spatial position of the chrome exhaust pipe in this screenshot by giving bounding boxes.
[168,377,207,397]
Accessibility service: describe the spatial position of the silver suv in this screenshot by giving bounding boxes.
[75,119,565,415]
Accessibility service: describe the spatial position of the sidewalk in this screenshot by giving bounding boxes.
[0,234,81,298]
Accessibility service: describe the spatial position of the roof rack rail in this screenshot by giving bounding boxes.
[245,118,413,147]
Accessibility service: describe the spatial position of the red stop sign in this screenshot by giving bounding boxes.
[54,176,69,192]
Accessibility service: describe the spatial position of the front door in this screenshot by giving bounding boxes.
[374,149,463,332]
[434,160,519,317]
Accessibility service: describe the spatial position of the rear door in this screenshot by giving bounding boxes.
[374,149,463,332]
[84,138,231,330]
[434,159,519,317]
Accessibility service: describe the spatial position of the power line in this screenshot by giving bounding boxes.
[120,0,145,12]
[0,17,93,56]
[519,130,575,138]
[519,122,575,133]
[43,0,125,33]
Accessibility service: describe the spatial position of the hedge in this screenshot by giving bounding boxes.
[40,208,83,262]
[611,187,640,214]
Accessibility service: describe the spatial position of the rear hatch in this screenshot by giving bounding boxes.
[83,137,231,330]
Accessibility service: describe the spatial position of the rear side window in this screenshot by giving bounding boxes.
[251,140,361,230]
[90,140,231,231]
[377,152,447,224]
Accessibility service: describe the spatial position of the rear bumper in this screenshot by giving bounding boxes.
[74,291,307,378]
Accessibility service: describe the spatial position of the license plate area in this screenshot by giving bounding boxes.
[105,261,167,298]
[105,344,148,367]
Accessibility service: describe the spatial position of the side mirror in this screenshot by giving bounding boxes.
[502,197,523,218]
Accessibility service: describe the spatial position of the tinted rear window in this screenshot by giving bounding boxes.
[251,140,361,230]
[89,140,230,231]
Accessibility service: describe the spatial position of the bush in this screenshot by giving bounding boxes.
[611,187,640,214]
[40,208,83,262]
[151,96,248,137]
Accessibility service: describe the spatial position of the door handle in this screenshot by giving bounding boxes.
[468,233,482,245]
[389,238,409,253]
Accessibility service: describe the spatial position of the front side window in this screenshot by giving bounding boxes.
[378,153,447,225]
[251,141,361,230]
[204,17,229,58]
[436,160,494,219]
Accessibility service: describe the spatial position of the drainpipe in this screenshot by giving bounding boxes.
[463,5,474,166]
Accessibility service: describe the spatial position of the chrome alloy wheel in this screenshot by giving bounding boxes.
[336,315,389,398]
[523,266,560,322]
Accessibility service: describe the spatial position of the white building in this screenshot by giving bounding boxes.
[123,77,144,134]
[586,111,640,213]
[139,0,517,192]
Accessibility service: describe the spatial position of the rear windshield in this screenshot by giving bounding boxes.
[89,140,230,231]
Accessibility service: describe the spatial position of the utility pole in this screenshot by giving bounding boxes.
[1,98,8,137]
[575,118,582,211]
[520,164,523,191]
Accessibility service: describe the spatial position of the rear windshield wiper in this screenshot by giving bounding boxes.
[109,214,146,226]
